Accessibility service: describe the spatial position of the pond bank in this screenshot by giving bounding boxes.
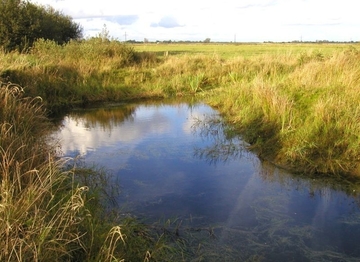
[203,48,360,177]
[2,74,360,260]
[1,41,360,176]
[53,100,360,261]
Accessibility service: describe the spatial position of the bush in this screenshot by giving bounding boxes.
[0,0,82,52]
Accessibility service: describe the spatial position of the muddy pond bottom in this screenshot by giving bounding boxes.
[54,100,360,261]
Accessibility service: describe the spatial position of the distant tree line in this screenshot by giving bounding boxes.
[126,39,359,45]
[0,0,82,52]
[127,38,212,44]
[265,40,358,44]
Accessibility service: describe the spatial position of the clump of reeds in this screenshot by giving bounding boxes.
[0,81,185,261]
[0,39,160,113]
[0,81,87,261]
[206,48,360,176]
[0,82,124,261]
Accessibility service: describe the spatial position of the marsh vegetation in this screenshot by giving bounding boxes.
[2,40,360,176]
[1,39,360,261]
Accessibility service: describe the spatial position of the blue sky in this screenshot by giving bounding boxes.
[30,0,359,42]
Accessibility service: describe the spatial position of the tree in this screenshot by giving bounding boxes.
[0,0,82,52]
[204,38,211,43]
[97,24,110,42]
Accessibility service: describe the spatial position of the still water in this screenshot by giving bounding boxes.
[54,100,360,261]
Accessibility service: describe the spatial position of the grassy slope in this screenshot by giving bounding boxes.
[204,48,360,176]
[135,43,360,176]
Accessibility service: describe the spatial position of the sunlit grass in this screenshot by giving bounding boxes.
[2,39,360,260]
[1,40,360,175]
[204,47,360,176]
[0,83,183,261]
[134,42,351,58]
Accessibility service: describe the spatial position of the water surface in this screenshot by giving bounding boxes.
[54,101,360,261]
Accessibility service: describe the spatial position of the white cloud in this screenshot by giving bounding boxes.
[151,16,184,28]
[55,107,172,156]
[30,0,360,42]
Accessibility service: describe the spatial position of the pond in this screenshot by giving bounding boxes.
[53,100,360,261]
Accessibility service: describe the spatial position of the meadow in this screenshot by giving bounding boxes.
[1,40,360,261]
[2,40,360,175]
[135,42,351,58]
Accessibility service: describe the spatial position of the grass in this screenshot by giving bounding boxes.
[135,44,360,176]
[0,82,184,261]
[204,47,360,176]
[1,39,360,176]
[0,82,86,261]
[0,39,160,114]
[134,42,351,58]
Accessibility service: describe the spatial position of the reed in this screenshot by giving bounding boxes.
[2,40,360,260]
[1,40,360,176]
[0,83,180,261]
[0,39,160,113]
[205,48,360,176]
[0,82,85,261]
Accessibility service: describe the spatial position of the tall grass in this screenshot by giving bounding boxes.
[1,40,360,176]
[134,42,350,58]
[0,82,180,261]
[0,82,87,261]
[205,48,360,176]
[2,40,360,260]
[0,39,160,114]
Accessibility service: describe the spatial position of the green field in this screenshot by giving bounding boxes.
[134,42,353,58]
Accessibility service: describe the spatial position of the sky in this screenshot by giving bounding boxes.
[30,0,359,42]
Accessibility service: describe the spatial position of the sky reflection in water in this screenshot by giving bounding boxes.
[54,101,360,261]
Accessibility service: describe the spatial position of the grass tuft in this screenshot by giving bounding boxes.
[0,82,182,261]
